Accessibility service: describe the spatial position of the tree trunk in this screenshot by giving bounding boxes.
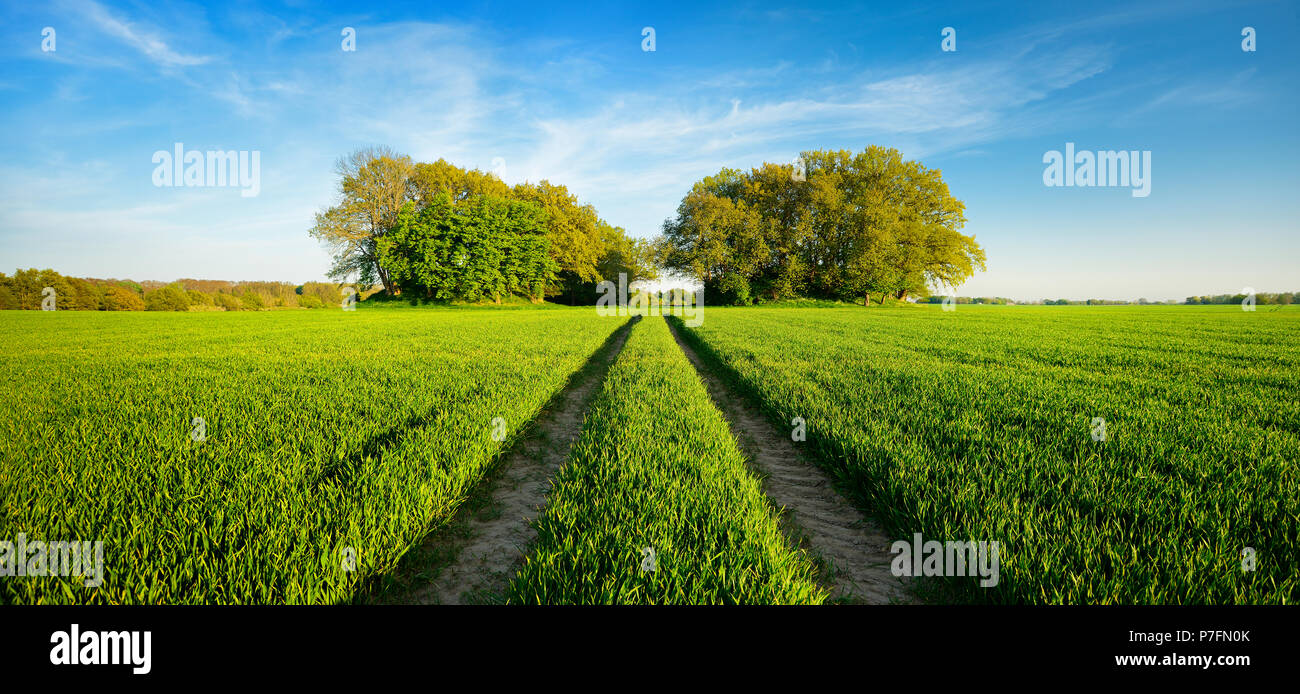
[897,289,908,301]
[374,262,394,296]
[863,294,870,307]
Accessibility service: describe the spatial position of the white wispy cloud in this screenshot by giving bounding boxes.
[76,0,211,68]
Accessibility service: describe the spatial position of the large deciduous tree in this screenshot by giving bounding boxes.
[309,147,415,293]
[377,194,555,303]
[661,189,768,305]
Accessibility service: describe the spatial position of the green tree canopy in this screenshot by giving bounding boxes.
[378,194,556,302]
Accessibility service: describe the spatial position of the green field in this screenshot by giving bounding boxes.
[0,308,625,603]
[674,305,1300,604]
[508,317,824,604]
[2,304,1296,604]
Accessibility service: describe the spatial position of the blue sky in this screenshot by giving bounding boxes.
[1,0,1296,301]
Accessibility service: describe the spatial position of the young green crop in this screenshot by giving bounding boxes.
[0,308,626,604]
[675,305,1300,604]
[509,317,825,604]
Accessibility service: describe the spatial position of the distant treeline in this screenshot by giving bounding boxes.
[922,294,1299,306]
[1042,298,1174,306]
[1184,292,1297,305]
[0,268,354,311]
[921,296,1017,305]
[920,296,1149,305]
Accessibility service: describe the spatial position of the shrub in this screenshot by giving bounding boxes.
[214,293,242,311]
[706,274,752,306]
[240,291,265,310]
[104,286,145,311]
[299,282,343,307]
[144,284,191,312]
[186,290,214,306]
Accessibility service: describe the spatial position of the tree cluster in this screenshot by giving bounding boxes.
[309,149,655,303]
[657,146,986,305]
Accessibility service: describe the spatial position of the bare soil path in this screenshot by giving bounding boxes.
[666,319,912,604]
[366,318,635,604]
